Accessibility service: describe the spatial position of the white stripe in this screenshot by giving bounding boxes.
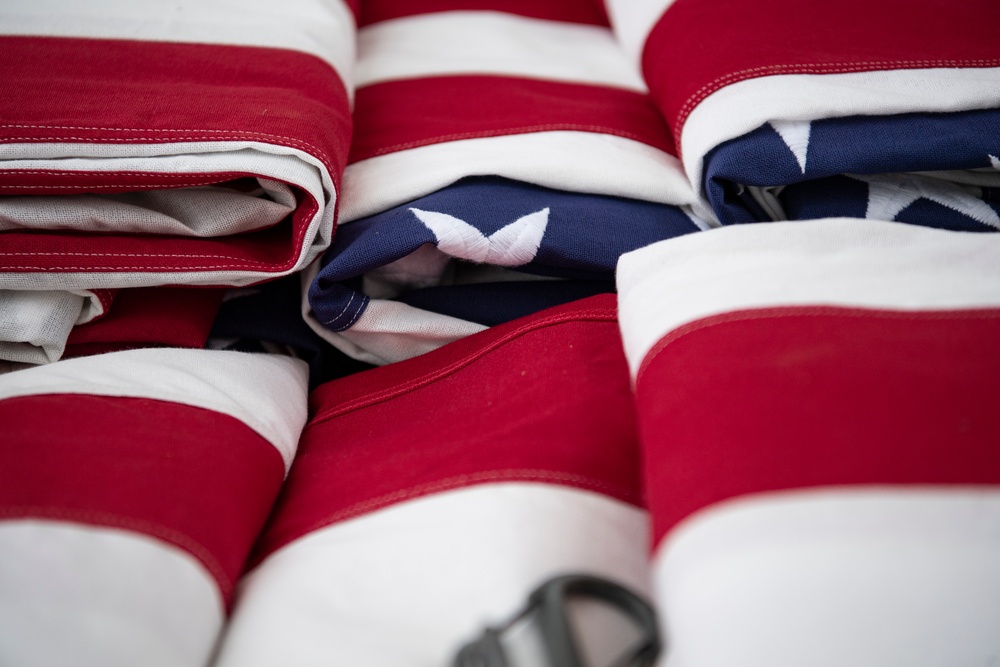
[0,180,296,237]
[0,141,333,290]
[300,258,486,366]
[342,131,693,223]
[616,219,1000,376]
[0,519,223,667]
[603,0,675,64]
[356,11,646,91]
[0,348,308,470]
[74,289,108,324]
[0,0,355,93]
[216,483,650,667]
[682,67,1000,204]
[654,488,1000,667]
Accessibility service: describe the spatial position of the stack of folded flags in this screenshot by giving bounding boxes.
[2,1,999,666]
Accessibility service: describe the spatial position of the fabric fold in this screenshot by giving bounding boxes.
[0,288,110,365]
[605,0,1000,229]
[0,0,356,290]
[615,219,1000,666]
[305,0,703,365]
[215,295,651,667]
[0,348,309,667]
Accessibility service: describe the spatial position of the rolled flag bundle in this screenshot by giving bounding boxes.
[0,348,308,667]
[216,295,652,667]
[0,0,357,364]
[605,0,1000,230]
[616,219,1000,665]
[306,0,703,366]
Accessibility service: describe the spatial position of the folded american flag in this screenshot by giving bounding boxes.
[0,0,357,364]
[0,348,308,666]
[605,0,1000,230]
[304,0,703,366]
[617,219,1000,665]
[216,294,651,666]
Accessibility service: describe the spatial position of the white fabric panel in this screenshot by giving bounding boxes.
[0,0,356,93]
[0,519,223,667]
[216,483,650,667]
[616,218,1000,376]
[682,67,1000,204]
[341,131,693,223]
[357,11,646,91]
[74,289,108,325]
[331,300,488,365]
[654,488,1000,667]
[302,278,487,366]
[0,141,333,289]
[302,260,549,367]
[0,178,296,237]
[0,289,85,364]
[0,348,308,470]
[603,0,675,64]
[0,288,105,365]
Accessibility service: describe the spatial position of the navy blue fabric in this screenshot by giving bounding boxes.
[309,177,699,332]
[704,108,1000,230]
[210,275,375,388]
[396,280,614,327]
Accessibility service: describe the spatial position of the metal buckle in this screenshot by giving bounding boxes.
[452,574,661,667]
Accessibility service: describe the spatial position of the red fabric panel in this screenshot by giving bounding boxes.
[636,307,1000,549]
[349,75,675,163]
[641,0,1000,144]
[0,35,347,274]
[0,36,349,175]
[64,287,225,357]
[0,394,286,605]
[360,0,609,27]
[253,294,641,563]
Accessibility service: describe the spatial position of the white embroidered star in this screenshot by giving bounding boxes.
[409,207,550,266]
[990,154,1000,170]
[850,173,1000,229]
[770,119,811,174]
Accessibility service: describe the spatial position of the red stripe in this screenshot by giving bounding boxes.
[252,295,641,563]
[635,307,1000,548]
[0,36,348,274]
[641,0,1000,146]
[64,287,224,356]
[0,36,349,173]
[0,394,287,605]
[349,75,675,163]
[360,0,609,27]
